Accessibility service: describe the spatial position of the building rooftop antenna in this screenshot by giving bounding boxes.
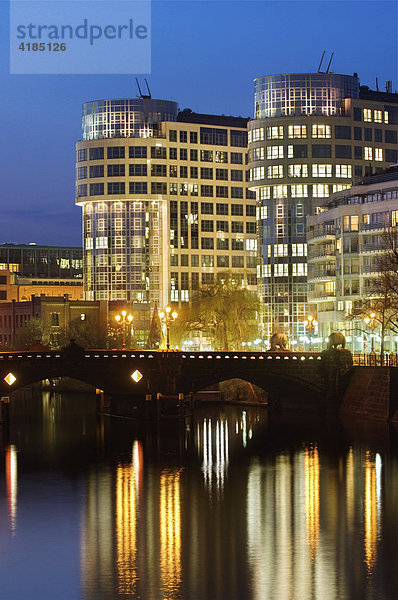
[317,51,326,73]
[326,52,334,73]
[136,77,151,99]
[144,78,152,99]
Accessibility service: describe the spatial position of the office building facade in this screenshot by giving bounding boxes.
[307,168,398,352]
[0,244,83,279]
[76,99,257,307]
[248,72,398,342]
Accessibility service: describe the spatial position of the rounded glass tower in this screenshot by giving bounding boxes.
[254,73,360,119]
[82,98,179,140]
[76,98,179,304]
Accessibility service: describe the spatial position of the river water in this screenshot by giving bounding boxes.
[0,390,397,600]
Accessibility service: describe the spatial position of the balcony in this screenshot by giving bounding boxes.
[307,249,336,262]
[308,269,336,283]
[360,244,384,254]
[307,228,335,244]
[308,291,336,301]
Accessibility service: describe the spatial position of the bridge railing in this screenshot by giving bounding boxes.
[0,349,324,362]
[352,353,398,367]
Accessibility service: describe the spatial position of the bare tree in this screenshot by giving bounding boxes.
[351,228,398,353]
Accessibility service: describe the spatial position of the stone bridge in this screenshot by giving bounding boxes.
[0,348,327,400]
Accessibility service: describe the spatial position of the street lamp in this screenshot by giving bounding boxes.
[115,310,133,349]
[364,312,377,354]
[304,315,318,351]
[159,306,178,350]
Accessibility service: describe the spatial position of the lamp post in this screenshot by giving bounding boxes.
[115,310,133,349]
[304,315,318,351]
[364,312,376,355]
[159,306,178,350]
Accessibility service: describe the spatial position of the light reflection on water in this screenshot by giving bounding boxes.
[0,391,397,600]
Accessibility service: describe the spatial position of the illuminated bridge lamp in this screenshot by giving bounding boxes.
[131,370,143,383]
[115,310,134,350]
[4,373,16,386]
[159,306,178,350]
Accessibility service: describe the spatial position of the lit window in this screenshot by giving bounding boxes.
[259,206,268,219]
[253,147,265,161]
[273,185,287,198]
[288,125,307,139]
[267,165,283,178]
[258,264,271,277]
[85,237,93,249]
[343,215,359,232]
[259,186,271,199]
[312,184,329,198]
[276,223,285,237]
[266,126,283,140]
[345,300,352,315]
[274,264,289,277]
[292,263,307,276]
[267,145,284,159]
[290,184,308,198]
[363,214,370,225]
[96,237,108,248]
[337,301,344,311]
[374,110,382,123]
[325,281,336,294]
[251,166,265,181]
[392,210,398,227]
[364,147,373,160]
[312,124,331,138]
[332,184,350,193]
[288,164,308,178]
[274,244,288,257]
[246,239,257,251]
[312,164,332,177]
[363,109,372,122]
[335,165,352,178]
[251,128,264,142]
[384,111,389,124]
[276,204,284,218]
[292,243,307,257]
[375,148,383,161]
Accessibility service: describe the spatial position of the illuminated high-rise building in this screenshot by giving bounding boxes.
[248,72,398,342]
[76,97,256,308]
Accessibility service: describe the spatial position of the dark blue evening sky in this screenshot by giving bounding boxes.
[0,0,397,246]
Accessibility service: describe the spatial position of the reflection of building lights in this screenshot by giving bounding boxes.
[115,440,143,595]
[5,445,17,533]
[346,447,355,532]
[160,470,181,598]
[364,451,378,571]
[201,418,229,490]
[304,444,320,559]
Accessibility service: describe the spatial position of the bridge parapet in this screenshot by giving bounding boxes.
[0,349,325,397]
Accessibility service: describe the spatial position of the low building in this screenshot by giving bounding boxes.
[0,243,83,278]
[0,295,152,349]
[307,166,398,352]
[0,270,83,302]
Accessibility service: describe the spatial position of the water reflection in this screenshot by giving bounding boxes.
[304,444,320,559]
[5,444,17,533]
[160,469,182,598]
[364,451,382,572]
[1,392,398,600]
[116,441,143,596]
[200,418,229,490]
